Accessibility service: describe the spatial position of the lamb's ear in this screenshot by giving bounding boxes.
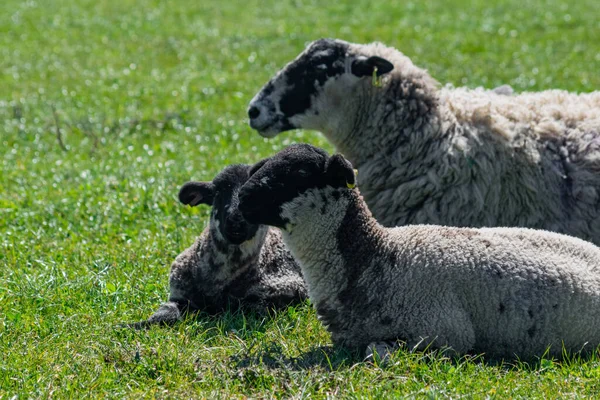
[248,157,269,177]
[326,154,356,189]
[178,181,215,206]
[351,56,394,78]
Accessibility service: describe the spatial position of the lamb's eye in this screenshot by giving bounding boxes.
[295,169,309,177]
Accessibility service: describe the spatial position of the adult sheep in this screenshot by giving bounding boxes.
[130,164,307,328]
[247,38,600,245]
[238,144,600,361]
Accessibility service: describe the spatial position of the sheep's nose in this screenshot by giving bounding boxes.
[248,106,260,120]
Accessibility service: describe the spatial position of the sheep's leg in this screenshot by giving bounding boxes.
[405,336,464,359]
[147,301,184,324]
[243,283,307,313]
[406,302,476,356]
[261,289,307,310]
[126,300,187,329]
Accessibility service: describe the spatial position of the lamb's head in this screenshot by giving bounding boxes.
[179,164,261,245]
[238,144,356,228]
[247,38,394,138]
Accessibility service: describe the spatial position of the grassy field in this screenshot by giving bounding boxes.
[2,0,600,397]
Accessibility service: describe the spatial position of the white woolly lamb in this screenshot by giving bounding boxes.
[130,164,307,328]
[238,144,600,361]
[247,38,600,245]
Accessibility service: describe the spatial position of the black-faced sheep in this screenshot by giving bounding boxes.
[131,165,307,328]
[238,144,600,361]
[247,38,600,245]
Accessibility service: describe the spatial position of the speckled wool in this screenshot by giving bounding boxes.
[161,225,306,316]
[286,187,600,360]
[239,144,600,360]
[131,165,306,328]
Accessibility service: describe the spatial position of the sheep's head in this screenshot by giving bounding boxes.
[179,164,261,245]
[238,144,355,228]
[247,38,394,138]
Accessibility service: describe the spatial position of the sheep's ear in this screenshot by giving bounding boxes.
[326,154,356,189]
[351,56,394,78]
[248,157,269,177]
[178,181,215,206]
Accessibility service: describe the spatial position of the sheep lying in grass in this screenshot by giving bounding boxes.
[247,38,600,245]
[131,165,307,328]
[238,144,600,361]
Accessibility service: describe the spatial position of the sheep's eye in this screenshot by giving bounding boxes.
[295,169,309,177]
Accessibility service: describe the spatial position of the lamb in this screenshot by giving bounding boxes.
[131,164,307,328]
[238,144,600,361]
[247,38,600,245]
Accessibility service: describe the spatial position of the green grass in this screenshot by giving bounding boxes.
[2,0,600,397]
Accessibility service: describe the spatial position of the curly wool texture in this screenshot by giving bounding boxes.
[341,43,600,240]
[144,227,307,326]
[161,225,306,316]
[279,185,600,360]
[136,167,307,328]
[253,39,600,244]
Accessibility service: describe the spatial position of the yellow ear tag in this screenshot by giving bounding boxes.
[372,66,382,87]
[346,168,358,189]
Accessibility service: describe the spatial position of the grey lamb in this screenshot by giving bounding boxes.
[238,144,600,361]
[132,164,307,328]
[247,38,600,245]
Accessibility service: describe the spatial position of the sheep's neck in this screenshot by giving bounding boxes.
[200,225,267,280]
[327,78,443,169]
[281,189,385,304]
[332,190,386,269]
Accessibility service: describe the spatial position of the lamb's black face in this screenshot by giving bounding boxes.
[179,165,260,245]
[247,38,394,138]
[238,144,356,228]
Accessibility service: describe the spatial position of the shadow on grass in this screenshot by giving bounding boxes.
[115,308,275,339]
[231,343,362,371]
[230,341,600,373]
[115,302,310,340]
[115,304,600,374]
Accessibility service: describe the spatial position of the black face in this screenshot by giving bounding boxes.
[278,39,349,119]
[179,165,260,245]
[247,39,349,137]
[238,144,356,228]
[247,38,394,138]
